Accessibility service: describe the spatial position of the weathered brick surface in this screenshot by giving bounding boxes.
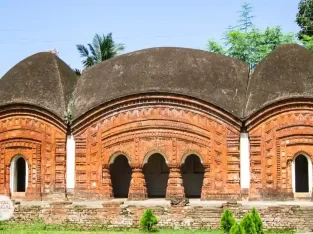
[0,107,67,201]
[8,202,313,231]
[247,102,313,200]
[72,96,241,200]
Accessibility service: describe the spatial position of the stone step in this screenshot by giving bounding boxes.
[294,192,311,201]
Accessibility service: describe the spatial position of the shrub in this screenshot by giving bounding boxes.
[140,209,158,232]
[220,209,236,234]
[240,213,257,234]
[251,207,263,234]
[230,222,246,234]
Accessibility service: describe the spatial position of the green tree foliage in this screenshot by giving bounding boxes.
[207,40,226,54]
[296,0,313,39]
[250,208,263,234]
[230,222,246,234]
[140,209,158,232]
[302,35,313,51]
[76,33,125,68]
[237,1,254,32]
[207,2,296,69]
[296,0,313,52]
[72,68,81,76]
[240,214,257,234]
[220,209,236,234]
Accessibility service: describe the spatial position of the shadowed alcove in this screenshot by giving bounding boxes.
[143,153,169,198]
[182,154,204,198]
[10,155,27,193]
[295,155,309,192]
[110,155,132,198]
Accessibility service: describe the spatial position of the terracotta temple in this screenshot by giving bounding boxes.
[1,44,313,201]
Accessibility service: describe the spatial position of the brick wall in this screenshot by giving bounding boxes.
[8,201,313,232]
[72,97,242,201]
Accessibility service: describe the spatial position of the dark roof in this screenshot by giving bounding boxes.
[73,47,250,119]
[0,52,77,119]
[245,44,313,117]
[3,45,311,123]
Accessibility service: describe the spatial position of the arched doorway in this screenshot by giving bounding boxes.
[143,153,169,198]
[182,154,204,198]
[295,155,309,192]
[10,155,27,193]
[110,155,132,198]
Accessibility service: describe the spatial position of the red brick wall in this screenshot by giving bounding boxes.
[9,201,313,231]
[247,102,313,200]
[0,106,67,200]
[72,95,242,200]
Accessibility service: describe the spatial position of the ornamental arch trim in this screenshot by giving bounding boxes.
[245,100,313,131]
[143,150,169,164]
[181,151,204,164]
[109,151,131,164]
[292,151,313,161]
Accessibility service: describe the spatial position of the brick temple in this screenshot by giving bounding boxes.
[1,43,313,202]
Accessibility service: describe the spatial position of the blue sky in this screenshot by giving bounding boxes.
[0,0,300,77]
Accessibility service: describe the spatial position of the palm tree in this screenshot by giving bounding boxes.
[72,68,81,76]
[76,33,125,68]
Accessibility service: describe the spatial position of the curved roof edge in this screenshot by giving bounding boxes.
[0,52,78,120]
[73,46,250,120]
[244,44,313,118]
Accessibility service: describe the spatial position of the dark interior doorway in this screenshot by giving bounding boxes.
[182,154,204,198]
[143,153,169,198]
[295,155,309,192]
[110,155,132,198]
[16,157,26,192]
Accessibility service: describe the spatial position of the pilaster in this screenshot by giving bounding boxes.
[100,164,113,199]
[166,164,185,200]
[128,164,147,200]
[201,164,210,200]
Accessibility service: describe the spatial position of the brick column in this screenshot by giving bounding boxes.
[166,164,185,200]
[101,164,113,199]
[201,164,210,200]
[5,164,10,197]
[128,164,147,200]
[286,159,293,194]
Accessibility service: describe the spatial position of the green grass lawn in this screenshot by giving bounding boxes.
[0,228,295,234]
[0,230,218,234]
[0,231,295,234]
[0,223,295,234]
[0,226,221,234]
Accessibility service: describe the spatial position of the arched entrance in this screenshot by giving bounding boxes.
[182,154,204,198]
[295,155,309,192]
[10,155,28,193]
[143,153,169,198]
[110,155,132,198]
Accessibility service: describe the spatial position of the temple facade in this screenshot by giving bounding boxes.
[1,44,313,201]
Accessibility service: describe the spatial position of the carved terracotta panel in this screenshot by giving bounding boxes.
[0,109,67,200]
[73,96,241,200]
[248,103,313,200]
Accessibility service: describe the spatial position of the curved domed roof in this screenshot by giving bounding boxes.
[0,52,77,119]
[245,44,313,117]
[73,47,250,119]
